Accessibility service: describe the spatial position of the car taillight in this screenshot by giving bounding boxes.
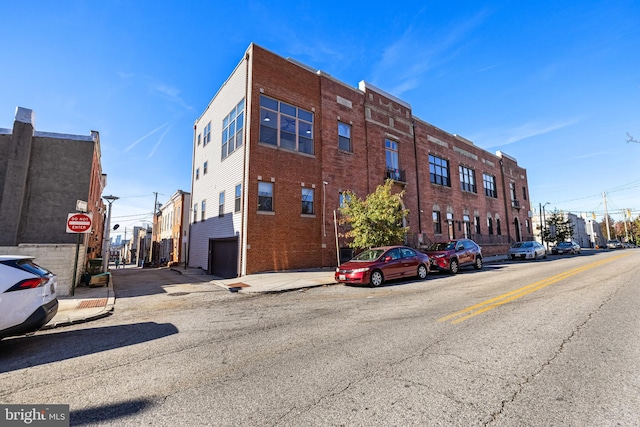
[6,277,47,292]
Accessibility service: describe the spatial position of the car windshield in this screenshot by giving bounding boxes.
[352,249,385,261]
[511,242,523,248]
[558,242,571,247]
[427,242,456,251]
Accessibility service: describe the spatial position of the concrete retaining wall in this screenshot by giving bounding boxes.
[0,244,87,296]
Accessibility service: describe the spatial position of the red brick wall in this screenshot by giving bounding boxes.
[241,45,531,273]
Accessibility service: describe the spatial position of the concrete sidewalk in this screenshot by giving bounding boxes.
[42,275,115,330]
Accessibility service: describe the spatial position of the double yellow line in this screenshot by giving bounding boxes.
[438,253,629,324]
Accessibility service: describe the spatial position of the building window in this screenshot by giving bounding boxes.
[195,168,200,180]
[338,122,352,152]
[526,219,531,233]
[193,204,197,222]
[197,133,201,146]
[301,188,314,214]
[459,166,476,193]
[429,155,450,187]
[222,99,245,160]
[201,200,206,220]
[483,174,497,198]
[203,122,211,146]
[510,182,516,201]
[433,211,442,234]
[259,95,314,155]
[203,161,208,175]
[258,182,274,212]
[496,218,502,235]
[487,217,494,235]
[522,186,527,201]
[385,139,399,173]
[475,216,481,234]
[218,192,224,217]
[339,191,351,208]
[235,184,242,213]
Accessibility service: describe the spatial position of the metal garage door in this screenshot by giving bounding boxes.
[208,237,238,278]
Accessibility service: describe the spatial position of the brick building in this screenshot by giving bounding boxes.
[0,107,106,294]
[189,44,532,278]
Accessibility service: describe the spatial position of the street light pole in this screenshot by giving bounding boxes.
[102,195,119,273]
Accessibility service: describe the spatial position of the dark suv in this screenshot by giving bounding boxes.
[425,239,483,274]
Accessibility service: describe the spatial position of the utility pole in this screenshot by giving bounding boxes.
[603,192,611,240]
[623,209,629,242]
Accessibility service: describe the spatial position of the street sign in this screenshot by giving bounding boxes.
[66,213,93,233]
[76,199,88,212]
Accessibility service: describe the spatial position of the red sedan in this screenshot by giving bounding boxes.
[335,246,430,287]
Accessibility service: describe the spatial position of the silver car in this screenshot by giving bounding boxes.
[509,241,547,260]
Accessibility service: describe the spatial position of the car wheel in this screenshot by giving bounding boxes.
[474,256,483,270]
[543,251,547,259]
[370,270,384,287]
[533,252,538,260]
[511,254,516,260]
[449,258,459,274]
[417,264,428,280]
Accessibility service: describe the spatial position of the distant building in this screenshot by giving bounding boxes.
[0,107,106,295]
[188,44,532,278]
[152,190,190,266]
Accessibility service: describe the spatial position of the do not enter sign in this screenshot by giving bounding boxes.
[66,213,93,233]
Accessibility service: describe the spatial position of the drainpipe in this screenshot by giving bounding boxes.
[499,159,512,243]
[411,119,422,238]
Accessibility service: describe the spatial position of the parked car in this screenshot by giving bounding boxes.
[0,256,58,340]
[335,246,430,287]
[425,239,483,274]
[607,239,623,249]
[552,241,581,255]
[509,241,547,260]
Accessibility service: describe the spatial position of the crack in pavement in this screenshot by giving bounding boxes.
[483,288,619,425]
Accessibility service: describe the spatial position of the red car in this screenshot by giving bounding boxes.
[335,246,430,287]
[425,239,483,274]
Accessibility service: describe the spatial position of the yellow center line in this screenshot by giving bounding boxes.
[438,253,630,324]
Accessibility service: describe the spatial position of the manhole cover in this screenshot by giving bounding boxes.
[167,292,190,297]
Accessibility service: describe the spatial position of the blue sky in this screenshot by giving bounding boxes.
[1,1,639,239]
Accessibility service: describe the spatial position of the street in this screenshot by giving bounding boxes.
[1,250,639,426]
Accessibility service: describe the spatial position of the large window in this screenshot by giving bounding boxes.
[301,188,314,215]
[258,182,274,212]
[235,184,242,213]
[201,200,206,220]
[433,211,442,234]
[222,99,245,160]
[203,122,211,146]
[218,192,225,217]
[496,218,502,235]
[429,155,450,187]
[386,139,399,171]
[338,122,351,152]
[487,217,494,235]
[259,95,314,155]
[339,192,351,208]
[459,166,476,193]
[193,204,197,222]
[203,161,208,175]
[483,174,497,198]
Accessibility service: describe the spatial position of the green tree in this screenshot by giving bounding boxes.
[543,210,575,245]
[339,180,409,249]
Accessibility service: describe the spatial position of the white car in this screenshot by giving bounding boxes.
[508,241,547,260]
[0,256,58,339]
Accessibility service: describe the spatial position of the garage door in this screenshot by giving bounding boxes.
[208,237,238,278]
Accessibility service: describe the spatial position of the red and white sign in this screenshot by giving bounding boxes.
[66,213,93,233]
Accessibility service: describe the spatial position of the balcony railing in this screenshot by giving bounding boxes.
[385,167,406,183]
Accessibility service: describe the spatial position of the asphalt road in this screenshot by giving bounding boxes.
[1,250,638,426]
